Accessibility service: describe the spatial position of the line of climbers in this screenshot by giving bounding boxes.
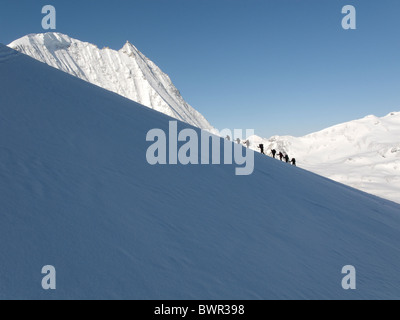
[225,136,296,166]
[226,136,250,148]
[258,144,296,166]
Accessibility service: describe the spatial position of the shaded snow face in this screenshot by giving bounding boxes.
[146,121,255,175]
[1,44,400,300]
[8,32,215,132]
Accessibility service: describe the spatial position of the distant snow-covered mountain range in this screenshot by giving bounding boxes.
[8,32,215,132]
[248,112,400,204]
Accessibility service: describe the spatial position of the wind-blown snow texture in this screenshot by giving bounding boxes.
[250,114,400,204]
[1,44,400,300]
[8,32,214,132]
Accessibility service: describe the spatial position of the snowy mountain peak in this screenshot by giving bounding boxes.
[8,33,215,132]
[120,40,138,53]
[120,40,143,59]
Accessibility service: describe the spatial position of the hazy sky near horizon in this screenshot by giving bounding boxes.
[1,0,400,137]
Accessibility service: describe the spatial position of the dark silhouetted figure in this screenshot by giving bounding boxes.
[284,155,289,163]
[271,149,277,158]
[244,140,250,148]
[291,158,296,166]
[236,138,241,144]
[278,152,284,161]
[226,135,231,141]
[258,144,265,154]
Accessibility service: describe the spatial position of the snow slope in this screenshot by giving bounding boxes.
[1,44,400,300]
[8,32,214,132]
[249,113,400,204]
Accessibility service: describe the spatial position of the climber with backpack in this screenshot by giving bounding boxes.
[284,154,290,163]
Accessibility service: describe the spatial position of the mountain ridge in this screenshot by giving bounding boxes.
[8,32,215,132]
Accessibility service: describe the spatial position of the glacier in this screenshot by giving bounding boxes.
[1,44,400,299]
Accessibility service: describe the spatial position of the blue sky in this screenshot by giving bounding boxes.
[1,0,400,137]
